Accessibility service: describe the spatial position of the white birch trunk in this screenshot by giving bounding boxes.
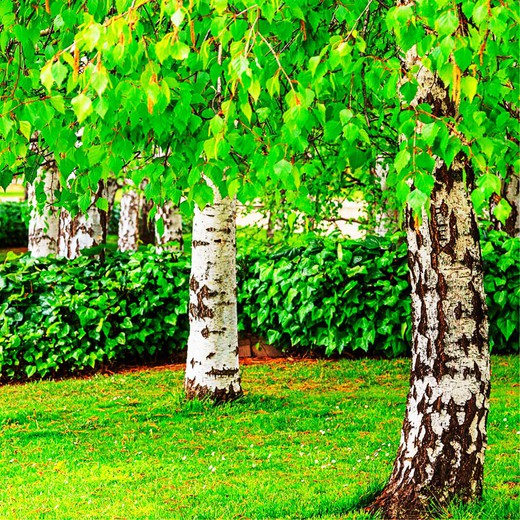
[27,165,60,257]
[118,184,140,252]
[369,11,490,519]
[58,182,107,259]
[155,201,183,252]
[373,158,399,237]
[184,185,242,401]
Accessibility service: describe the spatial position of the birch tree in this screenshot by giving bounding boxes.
[118,181,141,252]
[27,164,60,257]
[58,181,108,260]
[185,184,241,401]
[155,202,183,252]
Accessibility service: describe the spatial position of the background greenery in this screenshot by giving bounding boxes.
[1,230,517,381]
[0,202,29,248]
[0,356,517,519]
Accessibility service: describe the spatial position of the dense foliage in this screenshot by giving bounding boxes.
[0,232,517,381]
[0,202,28,248]
[239,235,411,356]
[1,1,516,225]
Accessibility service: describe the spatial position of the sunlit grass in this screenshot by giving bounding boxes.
[0,356,517,519]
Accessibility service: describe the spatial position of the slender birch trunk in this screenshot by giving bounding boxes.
[118,183,141,252]
[155,201,183,252]
[27,164,60,257]
[58,182,108,259]
[373,158,399,237]
[106,176,119,228]
[138,181,155,246]
[502,170,520,237]
[184,185,242,401]
[368,14,490,520]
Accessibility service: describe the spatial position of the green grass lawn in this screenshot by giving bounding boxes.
[0,357,518,519]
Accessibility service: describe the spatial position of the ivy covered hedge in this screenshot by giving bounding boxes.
[0,202,29,248]
[0,250,190,381]
[0,231,518,381]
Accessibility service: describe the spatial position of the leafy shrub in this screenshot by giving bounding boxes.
[481,230,520,353]
[0,250,189,381]
[237,231,518,356]
[0,231,517,381]
[0,202,29,247]
[237,235,412,357]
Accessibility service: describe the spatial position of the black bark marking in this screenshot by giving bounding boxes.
[185,378,242,403]
[205,367,239,377]
[189,284,215,320]
[459,334,470,356]
[463,249,475,270]
[192,240,210,247]
[206,351,215,359]
[454,302,463,320]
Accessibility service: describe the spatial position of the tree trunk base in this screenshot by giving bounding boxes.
[184,378,243,403]
[367,483,428,520]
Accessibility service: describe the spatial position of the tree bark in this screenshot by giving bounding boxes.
[155,201,183,252]
[138,181,155,246]
[58,182,108,259]
[118,183,141,252]
[184,185,242,402]
[106,176,120,229]
[368,17,491,520]
[27,164,60,257]
[373,158,399,237]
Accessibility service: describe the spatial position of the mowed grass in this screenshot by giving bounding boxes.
[0,356,518,519]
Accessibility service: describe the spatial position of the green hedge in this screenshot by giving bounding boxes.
[238,235,412,357]
[238,231,519,358]
[0,202,29,248]
[0,231,518,381]
[0,250,190,381]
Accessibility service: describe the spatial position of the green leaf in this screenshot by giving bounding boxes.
[461,76,478,102]
[50,95,66,114]
[40,62,54,92]
[52,60,68,88]
[394,149,411,174]
[407,189,429,215]
[421,122,440,146]
[18,120,31,140]
[95,197,109,212]
[71,93,93,123]
[209,115,225,136]
[82,23,101,52]
[492,199,512,225]
[435,10,459,37]
[91,68,109,97]
[171,41,190,60]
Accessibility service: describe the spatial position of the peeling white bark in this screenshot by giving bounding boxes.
[27,165,60,257]
[118,183,140,252]
[58,182,107,259]
[184,184,241,401]
[155,201,183,252]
